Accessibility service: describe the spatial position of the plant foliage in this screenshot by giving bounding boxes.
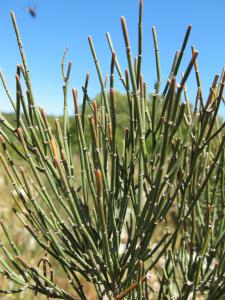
[0,1,224,299]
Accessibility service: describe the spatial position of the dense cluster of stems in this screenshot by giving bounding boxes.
[0,1,224,299]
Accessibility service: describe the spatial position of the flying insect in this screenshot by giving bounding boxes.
[26,5,36,18]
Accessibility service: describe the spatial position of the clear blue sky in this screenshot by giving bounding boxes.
[0,0,225,117]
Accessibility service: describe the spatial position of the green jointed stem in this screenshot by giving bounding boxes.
[152,26,161,93]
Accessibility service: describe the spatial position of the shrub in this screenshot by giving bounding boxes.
[0,1,224,299]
